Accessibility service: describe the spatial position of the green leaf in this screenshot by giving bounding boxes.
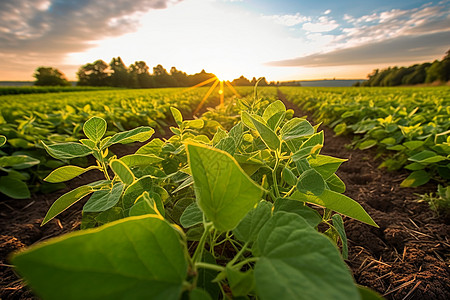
[170,107,183,125]
[280,118,314,141]
[408,150,447,164]
[291,189,378,227]
[42,142,93,160]
[254,212,360,300]
[358,139,377,150]
[190,288,213,300]
[197,252,220,299]
[187,143,263,232]
[129,192,164,217]
[122,176,167,210]
[102,127,154,149]
[212,127,228,145]
[83,183,125,213]
[400,170,431,187]
[273,198,321,228]
[12,216,188,300]
[0,155,40,169]
[226,267,255,297]
[357,285,384,300]
[0,135,6,147]
[326,174,346,193]
[42,185,94,225]
[308,155,347,179]
[282,167,297,186]
[110,159,134,185]
[332,214,348,259]
[233,200,272,243]
[216,137,236,155]
[119,154,163,167]
[297,169,325,196]
[136,138,164,155]
[403,141,424,151]
[0,176,30,199]
[44,165,97,183]
[185,119,204,129]
[263,100,286,130]
[83,117,107,142]
[248,114,280,151]
[180,202,204,228]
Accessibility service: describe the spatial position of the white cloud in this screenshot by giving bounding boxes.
[302,16,339,32]
[323,9,331,15]
[262,13,310,27]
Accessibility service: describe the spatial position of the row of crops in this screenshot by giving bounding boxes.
[280,87,450,190]
[0,86,260,199]
[8,87,380,299]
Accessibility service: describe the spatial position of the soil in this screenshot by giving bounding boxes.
[1,92,449,299]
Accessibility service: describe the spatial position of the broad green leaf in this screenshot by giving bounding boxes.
[308,155,347,179]
[94,207,124,225]
[187,143,263,232]
[212,127,228,145]
[0,176,30,199]
[0,135,6,147]
[326,173,346,193]
[226,267,255,297]
[129,192,164,217]
[45,165,97,183]
[280,119,314,141]
[332,214,348,259]
[110,159,134,185]
[216,137,236,155]
[408,150,447,164]
[180,202,203,228]
[301,131,324,150]
[197,252,220,299]
[248,114,280,151]
[170,107,183,125]
[80,139,97,149]
[273,198,321,228]
[12,216,188,300]
[185,119,204,129]
[403,141,424,151]
[404,162,425,171]
[83,183,125,213]
[83,117,107,142]
[292,146,315,161]
[263,100,286,122]
[266,111,285,131]
[228,122,244,146]
[233,200,272,243]
[42,185,94,225]
[291,189,378,227]
[42,142,93,160]
[0,155,40,169]
[102,127,154,149]
[122,176,166,209]
[282,167,297,186]
[254,212,360,300]
[358,140,377,150]
[190,288,213,300]
[400,170,431,187]
[358,285,384,300]
[297,169,325,196]
[119,154,163,167]
[136,138,164,155]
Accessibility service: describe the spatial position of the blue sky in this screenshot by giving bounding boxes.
[0,0,449,81]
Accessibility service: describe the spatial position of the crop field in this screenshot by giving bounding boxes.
[1,86,449,300]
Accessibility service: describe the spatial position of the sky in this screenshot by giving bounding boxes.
[0,0,449,81]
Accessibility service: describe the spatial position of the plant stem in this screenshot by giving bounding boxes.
[233,257,259,270]
[192,223,211,263]
[272,150,281,198]
[195,262,225,272]
[229,241,249,266]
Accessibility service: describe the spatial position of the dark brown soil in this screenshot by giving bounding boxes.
[1,93,449,299]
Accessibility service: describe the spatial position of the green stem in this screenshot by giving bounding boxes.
[229,241,249,266]
[233,257,259,270]
[195,262,225,272]
[272,150,281,198]
[284,185,297,198]
[192,223,211,263]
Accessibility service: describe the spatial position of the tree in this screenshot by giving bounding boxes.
[153,64,177,87]
[77,60,111,86]
[231,76,251,86]
[109,57,129,87]
[170,67,189,87]
[34,67,71,86]
[129,61,154,88]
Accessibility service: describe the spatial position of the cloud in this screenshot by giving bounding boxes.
[0,0,177,78]
[302,16,339,32]
[261,13,310,27]
[267,31,450,67]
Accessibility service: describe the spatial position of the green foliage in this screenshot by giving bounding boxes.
[418,185,450,217]
[11,91,378,299]
[34,67,71,87]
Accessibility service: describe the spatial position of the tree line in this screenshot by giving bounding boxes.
[34,57,278,88]
[356,50,450,87]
